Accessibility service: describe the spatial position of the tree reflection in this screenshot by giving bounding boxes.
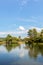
[5,43,19,52]
[39,45,43,56]
[25,43,43,59]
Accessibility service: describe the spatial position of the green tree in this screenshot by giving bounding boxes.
[28,29,34,43]
[32,29,37,41]
[6,34,12,44]
[40,29,43,42]
[28,29,38,42]
[28,29,33,38]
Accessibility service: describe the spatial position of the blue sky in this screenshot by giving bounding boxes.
[0,0,43,37]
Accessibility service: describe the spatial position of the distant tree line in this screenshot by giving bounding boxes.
[0,29,43,45]
[24,28,43,43]
[5,34,21,44]
[0,34,21,45]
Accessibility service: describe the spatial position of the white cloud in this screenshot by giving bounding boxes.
[0,31,27,37]
[17,0,39,6]
[29,26,43,32]
[20,0,29,6]
[0,31,25,35]
[0,26,27,37]
[17,0,29,8]
[0,27,43,37]
[18,26,25,31]
[16,0,40,9]
[17,18,37,22]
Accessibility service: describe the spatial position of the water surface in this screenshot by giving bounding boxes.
[0,44,43,65]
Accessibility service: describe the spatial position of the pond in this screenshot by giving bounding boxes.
[0,43,43,65]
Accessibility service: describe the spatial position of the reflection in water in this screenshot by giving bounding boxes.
[5,44,19,52]
[25,43,43,59]
[0,43,43,65]
[29,44,39,59]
